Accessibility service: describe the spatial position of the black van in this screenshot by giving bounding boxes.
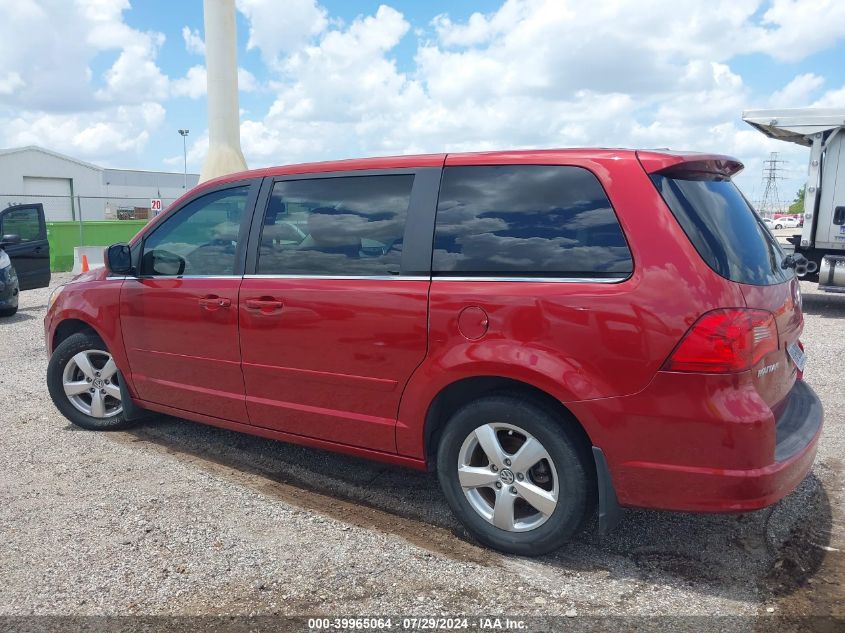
[0,203,51,317]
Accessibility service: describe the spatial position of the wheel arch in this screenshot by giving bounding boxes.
[422,376,594,470]
[52,318,103,353]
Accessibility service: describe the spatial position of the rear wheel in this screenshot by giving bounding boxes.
[0,305,17,317]
[437,395,594,555]
[47,332,134,430]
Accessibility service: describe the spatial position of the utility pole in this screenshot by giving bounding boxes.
[178,129,190,189]
[758,151,786,217]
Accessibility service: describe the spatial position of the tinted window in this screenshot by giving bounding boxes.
[1,207,42,241]
[257,175,413,276]
[651,175,790,286]
[141,186,248,276]
[432,165,632,277]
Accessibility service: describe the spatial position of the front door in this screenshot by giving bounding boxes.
[0,204,50,290]
[120,182,258,423]
[239,172,434,452]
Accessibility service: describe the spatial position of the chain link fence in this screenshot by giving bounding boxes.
[0,194,181,271]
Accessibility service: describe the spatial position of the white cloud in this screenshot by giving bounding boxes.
[231,0,843,198]
[0,0,842,196]
[1,102,166,161]
[171,65,207,99]
[182,26,205,55]
[96,31,169,102]
[236,0,328,67]
[755,0,845,61]
[770,73,825,107]
[812,85,845,108]
[0,0,174,167]
[0,71,24,96]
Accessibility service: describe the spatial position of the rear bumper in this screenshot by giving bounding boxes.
[613,426,819,513]
[571,375,823,513]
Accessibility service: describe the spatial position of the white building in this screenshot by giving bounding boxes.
[0,146,199,221]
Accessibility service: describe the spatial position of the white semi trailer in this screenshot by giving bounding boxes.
[743,108,845,292]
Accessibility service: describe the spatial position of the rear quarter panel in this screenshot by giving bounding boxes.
[396,151,747,459]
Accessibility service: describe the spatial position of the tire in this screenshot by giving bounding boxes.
[437,395,595,556]
[775,224,783,229]
[47,331,134,431]
[0,305,17,317]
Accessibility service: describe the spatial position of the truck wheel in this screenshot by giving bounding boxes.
[437,395,594,556]
[47,332,134,431]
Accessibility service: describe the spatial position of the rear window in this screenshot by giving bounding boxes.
[432,165,633,278]
[651,174,790,286]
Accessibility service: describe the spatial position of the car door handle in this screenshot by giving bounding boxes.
[245,297,284,313]
[198,295,232,310]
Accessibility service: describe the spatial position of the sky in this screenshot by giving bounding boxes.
[0,0,844,205]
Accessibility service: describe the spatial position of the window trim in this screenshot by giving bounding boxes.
[135,178,261,278]
[429,163,635,281]
[244,168,442,277]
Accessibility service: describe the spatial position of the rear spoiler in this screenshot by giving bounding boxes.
[637,150,744,179]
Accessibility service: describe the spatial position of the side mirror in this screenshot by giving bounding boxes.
[106,243,133,275]
[0,234,21,246]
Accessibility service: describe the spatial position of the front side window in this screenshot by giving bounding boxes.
[141,186,248,276]
[432,165,633,277]
[1,207,43,241]
[257,175,414,276]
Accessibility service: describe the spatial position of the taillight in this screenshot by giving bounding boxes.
[663,309,778,373]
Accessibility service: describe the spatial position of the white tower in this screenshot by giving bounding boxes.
[199,0,248,183]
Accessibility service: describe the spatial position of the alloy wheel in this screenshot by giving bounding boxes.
[457,422,559,532]
[61,349,123,418]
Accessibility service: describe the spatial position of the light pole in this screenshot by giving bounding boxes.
[178,129,190,189]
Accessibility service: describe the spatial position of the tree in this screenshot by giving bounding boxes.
[788,185,806,214]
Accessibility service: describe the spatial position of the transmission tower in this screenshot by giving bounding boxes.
[758,152,786,217]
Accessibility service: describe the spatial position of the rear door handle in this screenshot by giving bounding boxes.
[199,295,232,311]
[245,297,284,313]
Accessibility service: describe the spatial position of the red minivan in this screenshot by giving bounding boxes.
[44,149,822,555]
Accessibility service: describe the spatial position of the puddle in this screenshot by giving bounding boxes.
[758,459,844,625]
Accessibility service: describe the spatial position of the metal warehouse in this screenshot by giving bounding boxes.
[0,146,199,221]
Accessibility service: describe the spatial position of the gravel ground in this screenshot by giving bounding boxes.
[0,273,842,625]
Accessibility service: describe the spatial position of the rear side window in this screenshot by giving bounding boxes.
[257,175,413,276]
[432,165,632,278]
[651,174,790,286]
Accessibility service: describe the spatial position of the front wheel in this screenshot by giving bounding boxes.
[437,395,594,556]
[47,332,134,430]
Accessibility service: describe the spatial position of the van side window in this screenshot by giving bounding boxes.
[432,165,633,278]
[1,207,43,242]
[257,175,414,276]
[141,186,249,276]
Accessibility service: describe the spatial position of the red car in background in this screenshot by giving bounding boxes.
[44,149,822,555]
